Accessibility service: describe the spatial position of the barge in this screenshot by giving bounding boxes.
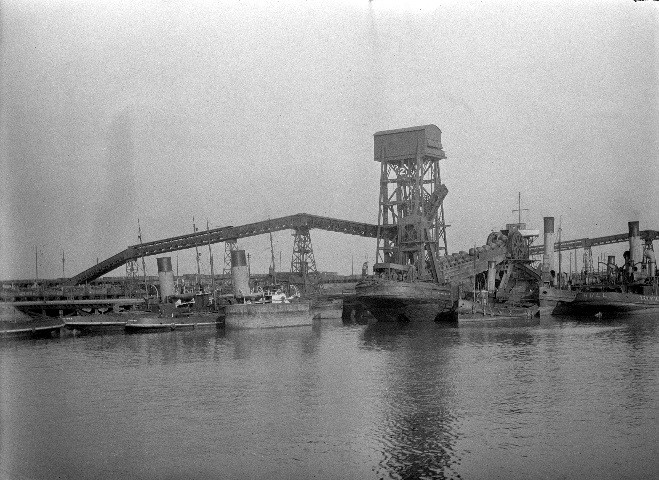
[355,264,457,322]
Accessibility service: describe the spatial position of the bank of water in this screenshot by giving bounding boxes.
[1,313,658,479]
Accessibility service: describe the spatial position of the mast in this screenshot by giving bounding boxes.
[193,216,201,289]
[558,217,562,289]
[207,220,216,306]
[138,219,148,297]
[512,192,529,227]
[269,232,277,284]
[472,244,476,312]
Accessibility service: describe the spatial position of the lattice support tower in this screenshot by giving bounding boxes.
[374,125,449,281]
[583,247,593,276]
[290,226,318,276]
[223,239,238,277]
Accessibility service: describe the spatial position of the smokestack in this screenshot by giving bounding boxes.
[628,221,642,269]
[231,250,250,297]
[156,257,175,302]
[542,217,555,280]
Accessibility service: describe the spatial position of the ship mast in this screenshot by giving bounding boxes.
[138,219,148,297]
[193,217,201,289]
[269,231,277,284]
[558,217,562,289]
[512,192,529,228]
[206,220,216,306]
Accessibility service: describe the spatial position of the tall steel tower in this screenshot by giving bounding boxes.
[290,226,318,276]
[374,125,449,281]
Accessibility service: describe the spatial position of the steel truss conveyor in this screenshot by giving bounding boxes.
[67,214,396,286]
[528,230,659,256]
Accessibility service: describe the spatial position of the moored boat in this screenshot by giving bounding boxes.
[125,296,225,333]
[552,221,658,319]
[355,264,457,322]
[553,285,659,318]
[457,298,539,320]
[0,317,65,339]
[224,299,313,329]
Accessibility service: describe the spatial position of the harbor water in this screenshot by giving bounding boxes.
[1,313,658,479]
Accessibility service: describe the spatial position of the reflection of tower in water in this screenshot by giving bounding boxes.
[362,323,462,479]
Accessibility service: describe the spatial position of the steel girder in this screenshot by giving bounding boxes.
[66,213,392,285]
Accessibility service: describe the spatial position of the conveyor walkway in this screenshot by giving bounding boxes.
[67,214,394,285]
[528,230,659,256]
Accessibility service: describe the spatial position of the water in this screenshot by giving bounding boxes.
[1,314,658,479]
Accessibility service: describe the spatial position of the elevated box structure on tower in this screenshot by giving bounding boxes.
[373,124,449,281]
[374,125,446,163]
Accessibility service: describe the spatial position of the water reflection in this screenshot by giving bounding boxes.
[2,313,658,479]
[362,322,462,479]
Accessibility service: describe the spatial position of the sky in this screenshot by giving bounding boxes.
[1,0,657,280]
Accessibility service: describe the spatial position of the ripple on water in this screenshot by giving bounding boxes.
[1,315,658,479]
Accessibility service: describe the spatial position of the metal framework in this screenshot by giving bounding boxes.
[582,247,593,275]
[290,226,318,276]
[374,125,448,281]
[529,230,659,255]
[223,239,238,277]
[67,213,393,285]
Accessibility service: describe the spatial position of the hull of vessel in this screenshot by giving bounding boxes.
[553,290,659,317]
[458,299,539,320]
[539,287,577,308]
[125,311,224,333]
[311,298,344,319]
[224,300,313,329]
[0,318,64,339]
[355,279,457,322]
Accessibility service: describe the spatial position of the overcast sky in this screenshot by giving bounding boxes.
[1,0,657,280]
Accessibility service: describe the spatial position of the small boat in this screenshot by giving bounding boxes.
[553,282,659,318]
[125,293,225,333]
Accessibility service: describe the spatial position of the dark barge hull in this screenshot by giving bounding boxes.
[355,279,457,322]
[553,291,659,317]
[539,287,577,308]
[0,320,64,340]
[125,315,224,333]
[64,320,128,334]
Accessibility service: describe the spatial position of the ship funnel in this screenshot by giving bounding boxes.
[157,257,175,302]
[231,250,250,298]
[628,221,642,271]
[645,248,656,278]
[542,217,555,282]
